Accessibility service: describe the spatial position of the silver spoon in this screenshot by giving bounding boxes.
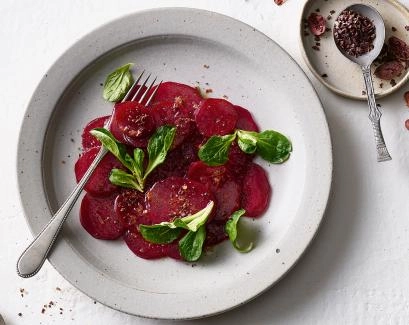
[333,4,391,162]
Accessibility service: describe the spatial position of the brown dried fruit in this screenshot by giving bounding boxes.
[274,0,287,5]
[374,60,404,80]
[388,36,409,61]
[307,13,326,36]
[404,91,409,107]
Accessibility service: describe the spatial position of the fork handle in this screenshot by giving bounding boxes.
[361,65,392,162]
[16,146,108,278]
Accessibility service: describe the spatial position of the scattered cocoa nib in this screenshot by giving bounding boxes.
[334,9,376,57]
[405,119,409,130]
[379,83,384,88]
[374,61,404,80]
[388,36,409,61]
[315,8,320,12]
[330,10,336,14]
[304,31,310,36]
[314,36,321,42]
[205,88,213,94]
[404,91,409,107]
[203,64,210,69]
[307,13,326,36]
[362,90,366,95]
[274,0,287,5]
[392,27,397,32]
[391,79,397,87]
[327,15,332,20]
[321,73,328,78]
[405,26,409,31]
[316,42,321,46]
[312,45,320,51]
[18,312,23,317]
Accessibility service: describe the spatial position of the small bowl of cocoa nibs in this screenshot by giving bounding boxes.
[300,0,409,99]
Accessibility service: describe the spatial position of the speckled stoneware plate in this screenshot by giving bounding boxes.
[17,8,332,319]
[301,0,409,100]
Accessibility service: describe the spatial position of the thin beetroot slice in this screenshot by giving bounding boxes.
[205,220,228,247]
[82,115,110,150]
[234,106,259,132]
[80,194,124,239]
[75,147,122,197]
[145,177,215,224]
[195,98,238,137]
[187,161,240,221]
[150,82,202,109]
[187,161,231,191]
[114,189,146,229]
[241,163,271,218]
[110,101,155,147]
[151,100,195,148]
[124,226,172,259]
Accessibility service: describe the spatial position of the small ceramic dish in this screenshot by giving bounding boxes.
[300,0,409,100]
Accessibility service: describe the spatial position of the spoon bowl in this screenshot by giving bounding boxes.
[334,4,385,66]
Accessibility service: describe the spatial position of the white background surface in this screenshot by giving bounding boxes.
[2,0,409,324]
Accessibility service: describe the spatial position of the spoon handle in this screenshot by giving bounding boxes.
[16,146,108,278]
[361,65,392,162]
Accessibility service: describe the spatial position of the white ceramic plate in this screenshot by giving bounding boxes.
[17,8,332,319]
[300,0,409,100]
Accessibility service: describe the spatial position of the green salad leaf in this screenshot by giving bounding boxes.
[225,209,253,253]
[144,125,177,179]
[103,63,134,102]
[198,133,237,166]
[199,128,292,166]
[139,202,214,261]
[179,225,207,262]
[90,126,176,192]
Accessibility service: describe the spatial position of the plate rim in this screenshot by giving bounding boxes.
[17,7,333,319]
[299,0,409,100]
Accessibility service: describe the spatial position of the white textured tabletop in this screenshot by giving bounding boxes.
[2,0,409,324]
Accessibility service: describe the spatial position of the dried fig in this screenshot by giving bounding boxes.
[307,13,326,36]
[374,60,404,80]
[388,36,409,61]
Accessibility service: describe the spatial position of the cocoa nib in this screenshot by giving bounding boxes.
[374,61,404,80]
[274,0,287,5]
[388,36,409,61]
[307,13,326,36]
[333,9,376,57]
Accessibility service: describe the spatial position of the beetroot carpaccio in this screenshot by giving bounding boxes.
[76,80,284,262]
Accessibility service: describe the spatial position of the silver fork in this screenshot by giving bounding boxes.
[17,72,162,278]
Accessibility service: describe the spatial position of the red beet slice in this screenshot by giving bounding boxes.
[75,147,123,197]
[195,98,238,137]
[187,161,240,221]
[80,194,125,239]
[151,100,195,148]
[205,220,228,247]
[82,115,110,150]
[226,142,254,178]
[150,81,202,110]
[110,101,156,147]
[307,13,326,36]
[234,106,259,132]
[124,226,173,259]
[187,161,230,191]
[241,163,271,218]
[214,180,241,221]
[145,177,215,224]
[145,147,192,189]
[114,189,146,229]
